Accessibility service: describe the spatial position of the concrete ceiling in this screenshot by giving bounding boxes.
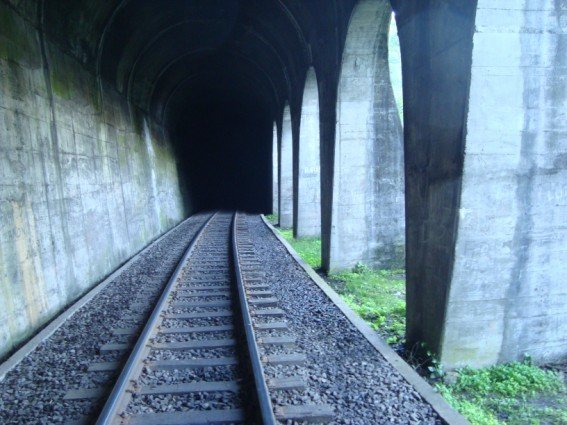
[41,0,337,125]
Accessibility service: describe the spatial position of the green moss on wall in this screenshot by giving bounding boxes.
[0,3,40,66]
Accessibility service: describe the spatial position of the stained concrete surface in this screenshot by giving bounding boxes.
[297,67,322,237]
[280,105,294,229]
[442,0,567,367]
[330,0,405,271]
[0,3,184,359]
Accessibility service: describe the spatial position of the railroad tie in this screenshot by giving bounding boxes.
[128,409,245,425]
[276,404,335,422]
[158,324,234,334]
[268,376,306,391]
[151,339,236,350]
[146,357,239,371]
[139,381,240,395]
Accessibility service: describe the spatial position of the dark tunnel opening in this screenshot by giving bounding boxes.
[169,86,273,215]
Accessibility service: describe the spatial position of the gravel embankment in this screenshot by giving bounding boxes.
[0,214,209,424]
[249,215,442,425]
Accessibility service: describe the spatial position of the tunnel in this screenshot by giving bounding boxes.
[1,0,566,378]
[47,0,299,214]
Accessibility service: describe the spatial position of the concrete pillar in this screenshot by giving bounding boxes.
[442,0,567,368]
[272,122,279,216]
[297,68,321,237]
[279,105,293,228]
[395,0,567,368]
[330,0,404,271]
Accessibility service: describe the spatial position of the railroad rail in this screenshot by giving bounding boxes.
[66,211,331,424]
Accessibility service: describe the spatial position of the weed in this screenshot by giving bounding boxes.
[265,214,278,224]
[279,229,322,270]
[329,265,406,345]
[438,359,567,425]
[271,227,566,425]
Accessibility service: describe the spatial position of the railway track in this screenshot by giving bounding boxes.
[65,211,332,424]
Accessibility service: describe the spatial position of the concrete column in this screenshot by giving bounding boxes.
[395,0,567,368]
[330,0,404,271]
[279,105,293,228]
[297,68,321,237]
[441,0,567,368]
[272,122,279,216]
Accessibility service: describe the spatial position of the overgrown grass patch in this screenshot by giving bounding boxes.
[438,360,567,425]
[328,266,406,345]
[279,229,321,270]
[273,220,406,345]
[265,214,278,225]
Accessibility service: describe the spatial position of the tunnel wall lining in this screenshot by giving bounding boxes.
[0,3,185,359]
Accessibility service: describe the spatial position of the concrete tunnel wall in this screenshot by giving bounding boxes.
[1,0,565,370]
[0,3,185,359]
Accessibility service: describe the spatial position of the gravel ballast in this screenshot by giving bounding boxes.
[249,215,442,424]
[0,214,209,424]
[0,212,444,424]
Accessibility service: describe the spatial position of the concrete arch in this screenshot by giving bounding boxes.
[272,121,279,216]
[297,68,321,237]
[330,0,404,271]
[280,104,294,228]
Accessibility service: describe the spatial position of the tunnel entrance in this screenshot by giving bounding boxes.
[169,85,273,214]
[2,0,564,378]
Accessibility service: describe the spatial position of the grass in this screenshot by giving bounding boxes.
[265,214,278,224]
[328,265,406,345]
[438,360,567,425]
[272,222,406,344]
[269,221,566,425]
[279,229,322,270]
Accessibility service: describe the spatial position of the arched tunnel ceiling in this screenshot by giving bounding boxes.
[42,0,325,123]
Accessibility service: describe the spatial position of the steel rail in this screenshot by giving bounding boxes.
[231,212,277,425]
[96,211,218,425]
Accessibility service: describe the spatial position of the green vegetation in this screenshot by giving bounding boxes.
[271,222,405,344]
[329,265,406,345]
[438,360,567,425]
[269,222,566,425]
[265,214,278,224]
[279,229,321,270]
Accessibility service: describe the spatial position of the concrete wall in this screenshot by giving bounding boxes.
[330,0,405,271]
[272,122,279,216]
[297,68,321,237]
[441,0,567,368]
[280,105,294,228]
[0,3,184,359]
